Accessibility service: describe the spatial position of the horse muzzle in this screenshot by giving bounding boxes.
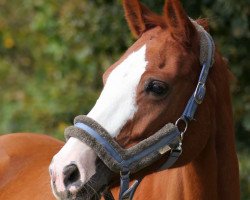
[50,158,115,200]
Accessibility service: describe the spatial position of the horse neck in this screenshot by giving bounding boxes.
[171,51,240,199]
[209,51,240,199]
[168,51,240,199]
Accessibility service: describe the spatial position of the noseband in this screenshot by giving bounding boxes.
[65,20,215,200]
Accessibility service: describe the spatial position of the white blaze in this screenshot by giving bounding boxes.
[88,45,148,137]
[50,45,147,198]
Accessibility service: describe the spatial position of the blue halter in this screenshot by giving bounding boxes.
[66,22,215,200]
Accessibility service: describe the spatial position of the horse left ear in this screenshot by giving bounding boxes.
[123,0,162,38]
[163,0,197,45]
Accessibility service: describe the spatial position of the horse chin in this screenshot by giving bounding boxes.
[73,159,116,200]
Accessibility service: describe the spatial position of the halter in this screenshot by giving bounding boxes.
[64,20,215,200]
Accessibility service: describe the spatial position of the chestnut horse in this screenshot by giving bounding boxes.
[0,0,240,199]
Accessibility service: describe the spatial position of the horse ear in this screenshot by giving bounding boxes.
[122,0,161,38]
[163,0,197,44]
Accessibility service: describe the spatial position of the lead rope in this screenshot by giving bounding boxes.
[103,171,142,200]
[119,171,142,200]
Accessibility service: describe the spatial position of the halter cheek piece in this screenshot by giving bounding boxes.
[64,20,215,200]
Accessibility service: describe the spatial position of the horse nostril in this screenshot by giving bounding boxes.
[63,164,80,188]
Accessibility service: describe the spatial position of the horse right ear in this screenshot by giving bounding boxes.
[163,0,197,45]
[122,0,162,38]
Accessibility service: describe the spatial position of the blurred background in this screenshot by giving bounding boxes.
[0,0,249,198]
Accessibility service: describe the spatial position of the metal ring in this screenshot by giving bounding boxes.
[175,117,188,135]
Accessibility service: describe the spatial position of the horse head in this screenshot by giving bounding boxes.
[49,0,239,199]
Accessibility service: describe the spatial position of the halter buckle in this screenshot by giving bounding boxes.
[194,82,206,104]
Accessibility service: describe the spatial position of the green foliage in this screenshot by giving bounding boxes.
[0,0,249,198]
[0,0,132,138]
[239,150,250,200]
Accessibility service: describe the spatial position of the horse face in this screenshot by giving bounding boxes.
[50,0,201,199]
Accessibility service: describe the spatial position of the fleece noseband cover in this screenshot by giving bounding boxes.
[65,115,181,173]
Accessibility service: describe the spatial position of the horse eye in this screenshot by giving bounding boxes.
[145,80,169,97]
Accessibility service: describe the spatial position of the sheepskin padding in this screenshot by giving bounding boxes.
[65,115,180,173]
[191,19,215,67]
